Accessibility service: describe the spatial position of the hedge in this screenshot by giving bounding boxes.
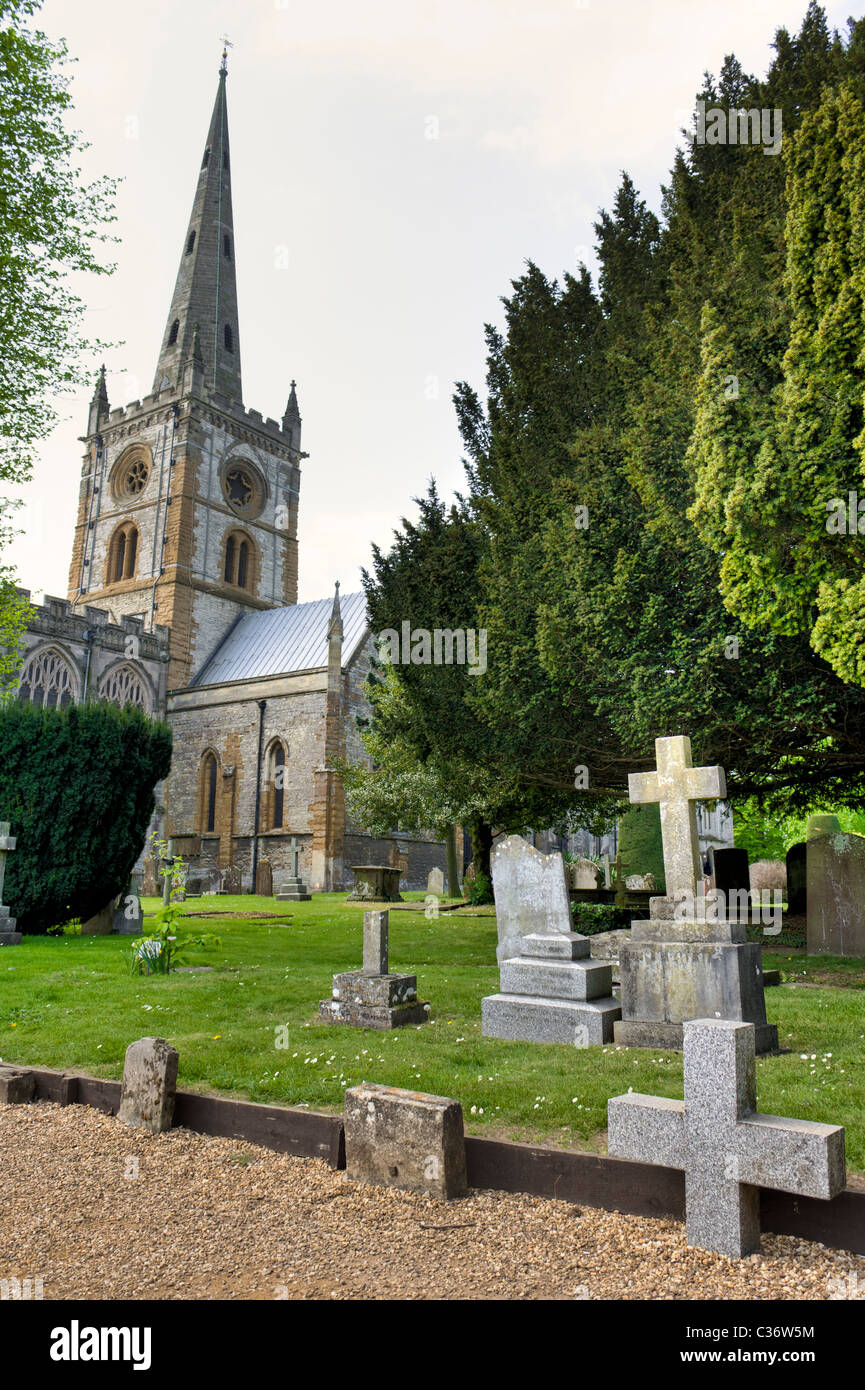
[0,699,172,932]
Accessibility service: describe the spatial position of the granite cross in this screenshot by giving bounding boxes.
[0,821,16,907]
[608,1018,845,1258]
[628,735,725,899]
[363,910,389,976]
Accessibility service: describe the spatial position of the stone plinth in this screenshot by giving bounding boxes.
[807,829,865,957]
[346,865,403,903]
[319,908,429,1029]
[344,1083,467,1198]
[614,914,778,1054]
[608,1019,845,1258]
[482,932,621,1046]
[275,876,311,902]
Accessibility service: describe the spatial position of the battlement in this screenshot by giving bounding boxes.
[17,590,171,661]
[97,383,295,449]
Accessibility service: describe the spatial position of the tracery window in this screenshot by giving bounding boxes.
[18,648,76,709]
[99,664,147,710]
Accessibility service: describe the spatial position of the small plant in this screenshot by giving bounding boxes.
[466,868,493,906]
[128,835,219,975]
[47,919,82,937]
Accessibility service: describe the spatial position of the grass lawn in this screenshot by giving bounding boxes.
[2,893,865,1171]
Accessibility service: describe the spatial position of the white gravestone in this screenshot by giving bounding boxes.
[491,835,572,965]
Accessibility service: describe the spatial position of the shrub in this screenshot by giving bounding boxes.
[0,700,172,933]
[571,902,632,935]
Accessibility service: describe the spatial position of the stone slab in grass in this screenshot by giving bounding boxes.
[344,1082,467,1199]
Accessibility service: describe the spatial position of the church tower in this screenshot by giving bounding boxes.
[68,51,302,690]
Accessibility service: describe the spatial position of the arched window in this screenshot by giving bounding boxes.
[222,530,255,593]
[99,663,147,710]
[224,323,233,353]
[18,648,77,709]
[186,230,196,254]
[107,523,139,584]
[199,752,219,834]
[168,319,179,346]
[264,740,288,830]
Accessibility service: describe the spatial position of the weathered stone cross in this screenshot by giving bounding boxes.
[608,1018,845,1258]
[628,735,725,899]
[288,836,301,877]
[363,909,389,976]
[0,821,14,907]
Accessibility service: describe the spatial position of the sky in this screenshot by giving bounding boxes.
[7,0,860,603]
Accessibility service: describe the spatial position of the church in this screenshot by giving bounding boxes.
[13,56,448,896]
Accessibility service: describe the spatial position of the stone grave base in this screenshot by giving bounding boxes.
[614,1018,779,1054]
[319,968,430,1030]
[275,876,311,902]
[482,931,621,1046]
[482,992,620,1045]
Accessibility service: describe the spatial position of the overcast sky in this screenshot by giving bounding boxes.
[7,0,858,603]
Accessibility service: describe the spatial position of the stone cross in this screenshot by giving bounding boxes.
[628,736,725,899]
[363,909,389,976]
[608,1018,845,1258]
[288,836,301,877]
[0,822,15,907]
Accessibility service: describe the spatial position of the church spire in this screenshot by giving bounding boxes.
[152,56,242,402]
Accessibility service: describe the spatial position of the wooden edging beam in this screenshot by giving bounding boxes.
[12,1065,865,1256]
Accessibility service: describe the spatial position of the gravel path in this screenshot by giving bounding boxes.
[1,1101,863,1301]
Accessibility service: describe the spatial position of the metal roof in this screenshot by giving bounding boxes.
[190,590,369,686]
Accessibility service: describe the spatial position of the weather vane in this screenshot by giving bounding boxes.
[220,33,234,73]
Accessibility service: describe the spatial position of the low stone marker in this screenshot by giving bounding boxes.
[0,822,20,946]
[608,1018,845,1258]
[0,1064,35,1103]
[255,858,273,897]
[344,1082,467,1199]
[570,858,601,891]
[319,909,430,1029]
[113,893,143,935]
[118,1036,179,1133]
[427,865,444,896]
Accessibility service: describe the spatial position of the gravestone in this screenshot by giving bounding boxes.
[118,1036,179,1133]
[491,835,572,966]
[570,858,601,891]
[113,893,143,936]
[0,822,21,945]
[601,854,612,889]
[786,841,806,914]
[807,828,865,957]
[255,858,273,897]
[221,864,241,894]
[482,836,621,1046]
[614,736,777,1054]
[319,909,430,1029]
[707,846,751,901]
[608,1018,845,1258]
[81,901,114,935]
[275,837,311,901]
[344,1084,467,1199]
[807,813,841,839]
[427,866,445,897]
[141,857,159,897]
[625,873,655,891]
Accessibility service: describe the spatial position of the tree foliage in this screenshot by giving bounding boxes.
[0,700,171,932]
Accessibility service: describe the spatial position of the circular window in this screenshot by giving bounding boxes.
[221,459,264,519]
[112,445,152,503]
